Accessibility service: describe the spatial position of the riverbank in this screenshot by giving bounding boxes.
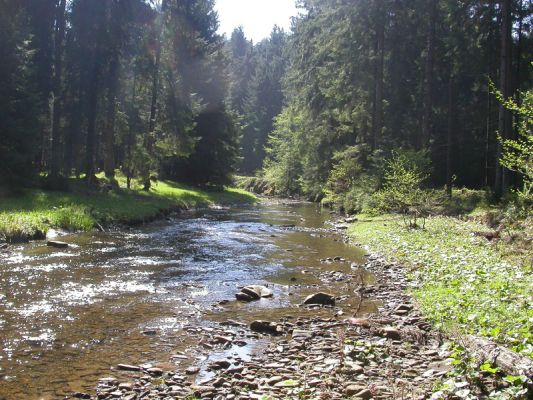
[347,214,532,362]
[0,179,257,243]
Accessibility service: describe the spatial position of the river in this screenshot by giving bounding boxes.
[0,201,377,399]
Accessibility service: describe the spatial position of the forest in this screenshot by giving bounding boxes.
[0,0,532,399]
[1,0,532,209]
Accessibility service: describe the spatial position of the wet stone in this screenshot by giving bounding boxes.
[118,382,134,390]
[117,364,140,371]
[291,329,313,340]
[185,366,200,375]
[303,292,336,306]
[73,393,91,399]
[147,367,163,376]
[47,240,69,248]
[250,320,283,335]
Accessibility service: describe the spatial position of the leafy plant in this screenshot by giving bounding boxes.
[372,150,438,228]
[492,71,533,205]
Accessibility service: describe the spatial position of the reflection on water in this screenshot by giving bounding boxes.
[0,201,373,399]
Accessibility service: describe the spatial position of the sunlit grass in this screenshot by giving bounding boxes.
[0,174,256,242]
[349,215,532,358]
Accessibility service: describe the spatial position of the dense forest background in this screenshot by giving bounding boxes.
[0,0,532,207]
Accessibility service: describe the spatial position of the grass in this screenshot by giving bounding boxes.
[0,175,257,242]
[348,214,532,358]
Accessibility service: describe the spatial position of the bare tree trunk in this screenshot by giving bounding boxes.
[65,81,84,177]
[142,0,167,191]
[494,0,513,198]
[484,2,497,188]
[421,0,437,150]
[446,78,454,198]
[85,16,105,185]
[103,54,119,181]
[372,0,385,151]
[126,71,137,190]
[85,64,101,185]
[50,0,67,178]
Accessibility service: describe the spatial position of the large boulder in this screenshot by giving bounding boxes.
[303,292,336,306]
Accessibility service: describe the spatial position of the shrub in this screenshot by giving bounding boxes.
[372,150,440,228]
[492,70,533,206]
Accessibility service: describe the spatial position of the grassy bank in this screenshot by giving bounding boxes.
[0,178,257,243]
[348,214,532,358]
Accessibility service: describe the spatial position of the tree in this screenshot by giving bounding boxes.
[240,26,287,173]
[493,78,533,203]
[50,0,67,179]
[0,0,40,186]
[494,0,514,197]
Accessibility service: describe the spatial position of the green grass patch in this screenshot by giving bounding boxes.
[0,176,256,242]
[349,215,532,358]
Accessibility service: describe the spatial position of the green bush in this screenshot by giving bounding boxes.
[371,150,440,228]
[492,73,533,205]
[322,146,382,213]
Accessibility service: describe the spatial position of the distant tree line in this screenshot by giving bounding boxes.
[247,0,532,204]
[1,0,532,203]
[0,0,240,189]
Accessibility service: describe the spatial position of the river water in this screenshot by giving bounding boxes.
[0,201,376,399]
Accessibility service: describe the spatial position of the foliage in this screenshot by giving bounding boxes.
[348,215,533,358]
[263,105,306,196]
[492,77,533,205]
[260,0,533,201]
[0,0,39,186]
[227,26,288,174]
[371,150,438,228]
[321,145,382,213]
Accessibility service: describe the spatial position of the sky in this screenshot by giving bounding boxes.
[215,0,299,43]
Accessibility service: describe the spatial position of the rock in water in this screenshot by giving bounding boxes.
[236,285,273,301]
[240,287,261,300]
[235,292,255,302]
[117,364,140,371]
[250,320,283,335]
[303,292,336,306]
[242,285,273,298]
[47,240,69,249]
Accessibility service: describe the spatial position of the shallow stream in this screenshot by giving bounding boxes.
[0,201,377,399]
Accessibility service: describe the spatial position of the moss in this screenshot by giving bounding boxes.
[348,214,532,358]
[0,176,257,243]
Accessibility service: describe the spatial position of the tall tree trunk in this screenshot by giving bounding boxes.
[85,7,106,185]
[372,0,385,149]
[50,0,67,178]
[371,0,385,151]
[143,0,167,191]
[85,63,101,185]
[514,0,523,95]
[494,0,513,197]
[484,2,497,188]
[126,71,137,190]
[446,77,455,198]
[421,0,437,150]
[103,54,119,181]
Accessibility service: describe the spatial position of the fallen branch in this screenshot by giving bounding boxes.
[463,335,533,378]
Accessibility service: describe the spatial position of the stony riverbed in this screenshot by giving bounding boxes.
[69,253,456,400]
[1,202,521,399]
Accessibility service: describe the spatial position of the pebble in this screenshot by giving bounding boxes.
[79,253,501,400]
